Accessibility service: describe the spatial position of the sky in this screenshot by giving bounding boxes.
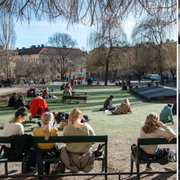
[14,15,177,51]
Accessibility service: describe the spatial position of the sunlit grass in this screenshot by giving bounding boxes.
[0,86,177,138]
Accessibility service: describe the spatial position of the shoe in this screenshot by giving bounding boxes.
[26,166,35,173]
[112,111,117,114]
[170,150,176,162]
[145,166,154,172]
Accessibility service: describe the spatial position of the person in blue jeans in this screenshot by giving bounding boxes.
[33,112,59,179]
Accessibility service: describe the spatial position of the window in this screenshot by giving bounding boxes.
[80,68,83,72]
[80,60,83,64]
[65,59,67,63]
[57,59,60,63]
[57,75,60,78]
[42,58,45,63]
[50,59,52,63]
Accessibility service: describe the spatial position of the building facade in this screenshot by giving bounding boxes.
[14,45,87,81]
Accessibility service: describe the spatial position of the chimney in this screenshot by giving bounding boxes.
[41,44,44,47]
[38,45,40,47]
[63,45,66,48]
[22,47,25,49]
[116,44,118,47]
[30,45,36,48]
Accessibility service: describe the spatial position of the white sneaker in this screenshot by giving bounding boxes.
[170,150,176,162]
[145,166,154,172]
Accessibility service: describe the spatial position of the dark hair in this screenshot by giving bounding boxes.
[18,95,23,100]
[45,107,50,112]
[13,92,17,96]
[15,107,27,118]
[167,104,172,107]
[110,95,114,99]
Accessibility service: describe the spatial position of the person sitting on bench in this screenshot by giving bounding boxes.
[160,104,175,125]
[104,95,116,110]
[140,112,176,172]
[33,112,59,179]
[8,92,17,107]
[63,83,74,96]
[3,107,35,172]
[59,107,95,173]
[112,99,132,114]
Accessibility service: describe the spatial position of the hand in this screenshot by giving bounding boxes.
[173,123,176,126]
[166,137,173,143]
[157,121,163,126]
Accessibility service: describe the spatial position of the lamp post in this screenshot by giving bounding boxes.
[69,60,72,79]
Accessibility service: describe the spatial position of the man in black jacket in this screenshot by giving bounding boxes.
[8,92,17,107]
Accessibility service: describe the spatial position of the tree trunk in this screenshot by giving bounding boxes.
[104,62,109,86]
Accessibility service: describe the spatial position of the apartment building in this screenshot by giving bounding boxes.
[14,45,87,81]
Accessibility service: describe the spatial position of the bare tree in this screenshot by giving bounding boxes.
[132,17,173,85]
[48,32,77,81]
[0,1,176,26]
[88,17,126,85]
[0,14,16,79]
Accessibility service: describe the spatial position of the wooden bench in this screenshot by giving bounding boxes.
[0,135,108,180]
[62,95,87,103]
[130,137,177,180]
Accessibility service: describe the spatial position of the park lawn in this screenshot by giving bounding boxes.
[0,86,177,138]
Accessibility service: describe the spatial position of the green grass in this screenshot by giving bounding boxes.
[0,86,177,138]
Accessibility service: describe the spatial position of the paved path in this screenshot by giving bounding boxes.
[0,80,176,95]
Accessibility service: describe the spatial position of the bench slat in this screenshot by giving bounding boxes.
[0,136,107,143]
[138,137,176,145]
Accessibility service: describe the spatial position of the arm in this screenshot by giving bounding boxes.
[156,122,176,138]
[169,109,174,124]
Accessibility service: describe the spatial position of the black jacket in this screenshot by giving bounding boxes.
[104,98,111,109]
[14,99,24,109]
[8,96,17,107]
[8,134,34,161]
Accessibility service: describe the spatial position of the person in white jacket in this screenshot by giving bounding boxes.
[140,112,176,171]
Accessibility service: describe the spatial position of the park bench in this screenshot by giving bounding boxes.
[62,95,87,103]
[62,90,89,103]
[130,137,177,180]
[0,135,108,180]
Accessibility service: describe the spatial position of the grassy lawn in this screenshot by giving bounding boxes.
[0,86,177,137]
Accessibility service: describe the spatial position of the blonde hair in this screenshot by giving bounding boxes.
[41,112,52,140]
[142,113,160,134]
[124,98,130,105]
[68,107,82,125]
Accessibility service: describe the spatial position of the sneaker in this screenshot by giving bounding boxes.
[145,166,154,172]
[170,149,176,162]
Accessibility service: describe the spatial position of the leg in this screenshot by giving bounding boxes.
[130,158,133,174]
[44,162,51,174]
[36,150,44,180]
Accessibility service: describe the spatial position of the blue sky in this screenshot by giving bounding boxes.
[15,16,177,51]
